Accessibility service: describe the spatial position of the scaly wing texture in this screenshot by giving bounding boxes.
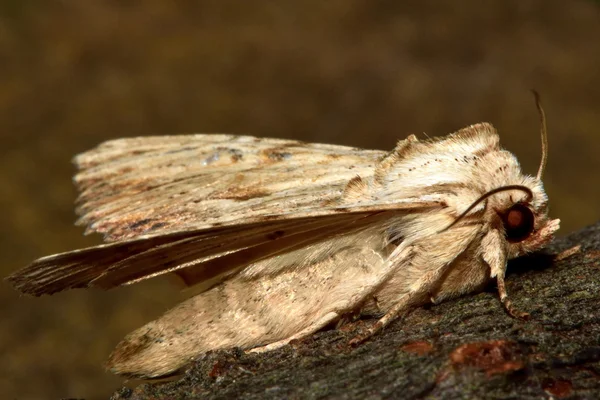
[74,134,386,241]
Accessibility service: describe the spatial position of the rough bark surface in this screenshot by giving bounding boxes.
[111,222,600,400]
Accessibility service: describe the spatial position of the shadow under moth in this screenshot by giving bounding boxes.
[6,93,559,378]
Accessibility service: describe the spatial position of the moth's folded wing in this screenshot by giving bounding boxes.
[7,206,443,296]
[6,233,183,296]
[74,134,386,242]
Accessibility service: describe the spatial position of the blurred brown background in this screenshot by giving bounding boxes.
[1,1,598,398]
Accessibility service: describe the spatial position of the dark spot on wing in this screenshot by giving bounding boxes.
[233,191,271,201]
[268,151,292,161]
[208,187,272,201]
[150,222,167,230]
[261,147,293,162]
[333,207,349,213]
[129,218,153,230]
[266,230,285,240]
[228,148,243,162]
[164,146,196,155]
[211,147,244,163]
[114,218,172,239]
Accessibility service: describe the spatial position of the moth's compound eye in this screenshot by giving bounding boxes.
[502,203,535,242]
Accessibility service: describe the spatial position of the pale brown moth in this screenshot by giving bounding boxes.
[6,93,559,378]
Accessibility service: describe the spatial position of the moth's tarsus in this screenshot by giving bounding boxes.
[348,323,380,347]
[531,90,548,180]
[497,273,530,320]
[348,335,365,347]
[501,297,530,320]
[439,185,534,233]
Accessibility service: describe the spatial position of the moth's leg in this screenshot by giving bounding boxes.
[350,226,484,346]
[248,311,339,353]
[496,273,529,319]
[349,266,446,346]
[482,229,529,320]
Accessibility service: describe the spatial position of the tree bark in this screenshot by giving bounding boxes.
[112,222,600,400]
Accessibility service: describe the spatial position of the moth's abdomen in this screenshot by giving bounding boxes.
[107,237,388,378]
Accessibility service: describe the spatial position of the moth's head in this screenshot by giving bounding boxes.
[444,184,559,259]
[442,91,560,258]
[491,183,560,259]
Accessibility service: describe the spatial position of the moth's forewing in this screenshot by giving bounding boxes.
[74,135,384,241]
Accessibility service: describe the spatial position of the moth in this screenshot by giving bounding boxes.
[6,93,560,378]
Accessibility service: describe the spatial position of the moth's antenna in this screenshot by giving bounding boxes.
[439,185,534,233]
[532,90,548,180]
